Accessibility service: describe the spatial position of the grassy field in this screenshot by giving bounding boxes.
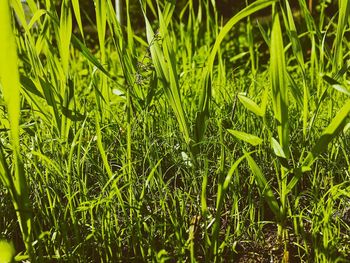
[0,0,350,262]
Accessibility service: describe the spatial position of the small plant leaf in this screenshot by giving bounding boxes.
[227,129,263,146]
[270,137,289,169]
[238,94,264,117]
[323,75,350,96]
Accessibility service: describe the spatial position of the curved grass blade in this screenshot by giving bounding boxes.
[206,0,276,71]
[245,154,281,220]
[302,99,350,167]
[196,0,276,145]
[323,74,350,96]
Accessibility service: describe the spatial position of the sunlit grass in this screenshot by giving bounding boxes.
[0,0,349,262]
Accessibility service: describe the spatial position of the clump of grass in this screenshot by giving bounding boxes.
[0,0,349,262]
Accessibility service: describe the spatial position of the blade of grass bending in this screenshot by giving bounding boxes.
[207,0,276,72]
[287,99,350,193]
[245,154,281,220]
[0,0,32,255]
[270,11,289,158]
[303,99,350,167]
[323,74,350,96]
[196,0,276,144]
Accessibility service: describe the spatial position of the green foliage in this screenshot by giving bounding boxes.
[0,0,349,262]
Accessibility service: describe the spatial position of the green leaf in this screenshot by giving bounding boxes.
[238,94,264,117]
[0,0,32,253]
[0,240,15,263]
[270,11,289,158]
[323,75,350,96]
[271,137,289,168]
[227,129,263,146]
[71,0,84,38]
[271,137,286,158]
[303,99,350,166]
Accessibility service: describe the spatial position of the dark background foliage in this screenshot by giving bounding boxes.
[45,0,338,30]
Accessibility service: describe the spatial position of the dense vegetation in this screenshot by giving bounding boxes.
[0,0,350,262]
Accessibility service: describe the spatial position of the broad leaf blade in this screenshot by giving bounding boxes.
[228,129,263,146]
[238,94,264,117]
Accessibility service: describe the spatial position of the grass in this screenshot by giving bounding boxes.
[0,0,350,262]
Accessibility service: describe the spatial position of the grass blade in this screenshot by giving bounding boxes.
[0,0,32,255]
[142,3,190,145]
[195,0,275,145]
[303,99,350,167]
[246,154,281,220]
[238,93,264,117]
[334,0,350,71]
[227,129,263,146]
[270,11,289,158]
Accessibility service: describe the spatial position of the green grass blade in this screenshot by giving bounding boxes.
[71,0,84,39]
[207,0,276,71]
[59,0,72,77]
[0,0,32,255]
[303,99,350,167]
[287,72,303,109]
[238,93,264,117]
[142,4,190,145]
[212,154,248,259]
[195,0,275,145]
[246,154,281,220]
[270,11,289,158]
[283,0,305,71]
[227,129,263,146]
[323,74,350,96]
[334,0,350,71]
